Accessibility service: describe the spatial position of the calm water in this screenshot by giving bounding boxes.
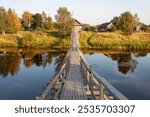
[83,50,150,100]
[0,48,66,100]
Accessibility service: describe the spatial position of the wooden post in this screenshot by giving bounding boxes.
[90,72,93,88]
[3,51,6,55]
[60,73,62,80]
[100,83,104,100]
[86,70,90,92]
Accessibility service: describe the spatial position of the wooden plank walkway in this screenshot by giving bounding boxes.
[60,31,87,100]
[38,29,127,100]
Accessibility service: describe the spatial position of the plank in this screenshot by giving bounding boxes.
[59,30,87,100]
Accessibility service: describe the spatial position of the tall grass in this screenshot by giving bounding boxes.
[79,31,150,50]
[0,31,71,48]
[0,34,18,47]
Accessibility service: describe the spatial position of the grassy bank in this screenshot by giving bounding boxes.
[0,31,70,48]
[79,31,150,50]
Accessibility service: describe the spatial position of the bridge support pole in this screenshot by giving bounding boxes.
[3,51,6,55]
[100,83,104,100]
[86,71,90,93]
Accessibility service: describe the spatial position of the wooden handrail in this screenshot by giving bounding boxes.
[79,49,128,100]
[38,30,128,100]
[38,50,70,100]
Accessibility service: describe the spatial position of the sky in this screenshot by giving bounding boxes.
[0,0,150,25]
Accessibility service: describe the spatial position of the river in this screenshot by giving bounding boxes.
[83,50,150,100]
[0,48,150,100]
[0,48,66,99]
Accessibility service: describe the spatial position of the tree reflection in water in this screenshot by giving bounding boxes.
[104,51,149,74]
[83,50,147,75]
[0,52,20,77]
[105,53,139,74]
[0,49,66,78]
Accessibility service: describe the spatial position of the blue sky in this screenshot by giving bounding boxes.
[0,0,150,25]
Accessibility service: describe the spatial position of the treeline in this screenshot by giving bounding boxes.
[0,7,53,34]
[82,11,150,34]
[0,7,21,34]
[0,6,74,37]
[111,12,142,34]
[108,12,150,34]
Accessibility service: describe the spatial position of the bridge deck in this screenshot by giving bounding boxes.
[60,32,87,100]
[39,29,127,100]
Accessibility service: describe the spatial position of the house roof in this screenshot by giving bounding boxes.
[73,19,82,26]
[99,22,112,28]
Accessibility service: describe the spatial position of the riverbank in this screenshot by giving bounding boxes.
[1,31,150,50]
[79,31,150,50]
[0,31,70,49]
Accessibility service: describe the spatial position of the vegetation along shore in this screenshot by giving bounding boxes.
[0,6,150,50]
[80,31,150,50]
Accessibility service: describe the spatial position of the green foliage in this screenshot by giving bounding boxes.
[141,24,150,32]
[119,12,136,34]
[112,12,140,34]
[82,24,91,31]
[44,16,53,30]
[113,16,121,29]
[30,12,53,31]
[41,12,53,30]
[109,25,117,32]
[31,13,43,30]
[55,7,74,37]
[22,11,33,31]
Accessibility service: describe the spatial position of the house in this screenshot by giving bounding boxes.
[73,19,82,32]
[98,22,113,31]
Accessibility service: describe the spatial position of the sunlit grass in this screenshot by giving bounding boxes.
[79,31,150,50]
[0,31,70,48]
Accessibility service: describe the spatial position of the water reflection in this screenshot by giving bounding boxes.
[0,52,20,77]
[83,50,148,75]
[83,50,150,99]
[0,48,66,78]
[106,53,138,74]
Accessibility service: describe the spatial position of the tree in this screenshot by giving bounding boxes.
[6,8,21,33]
[119,12,136,34]
[41,12,53,30]
[31,13,43,30]
[55,7,74,37]
[112,16,121,30]
[22,11,33,31]
[41,11,47,24]
[45,16,53,30]
[109,25,117,32]
[141,24,150,32]
[0,7,7,34]
[82,24,91,31]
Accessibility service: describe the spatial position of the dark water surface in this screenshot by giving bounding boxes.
[1,48,150,100]
[0,48,66,99]
[83,50,150,100]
